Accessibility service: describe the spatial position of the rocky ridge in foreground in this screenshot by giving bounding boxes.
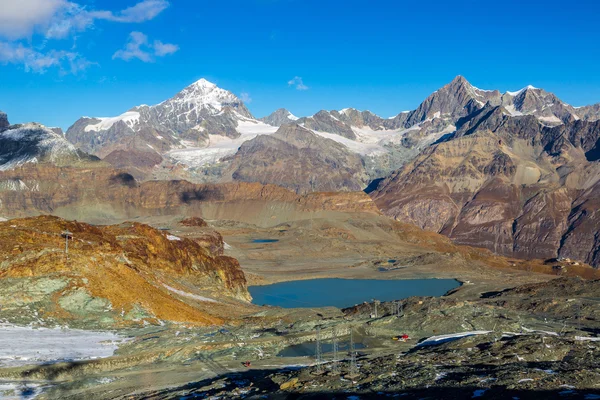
[0,215,249,328]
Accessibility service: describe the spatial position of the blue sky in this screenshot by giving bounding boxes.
[1,0,599,129]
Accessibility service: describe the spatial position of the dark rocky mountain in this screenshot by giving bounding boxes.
[372,101,600,266]
[260,108,299,126]
[222,124,369,194]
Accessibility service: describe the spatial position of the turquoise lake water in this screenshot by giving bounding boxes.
[249,278,460,309]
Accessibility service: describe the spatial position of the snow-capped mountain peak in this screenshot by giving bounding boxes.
[66,79,257,157]
[162,78,244,115]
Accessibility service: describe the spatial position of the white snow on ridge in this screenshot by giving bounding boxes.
[84,111,141,132]
[0,324,126,367]
[506,85,537,97]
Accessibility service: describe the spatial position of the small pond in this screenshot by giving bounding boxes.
[252,239,280,244]
[249,278,460,309]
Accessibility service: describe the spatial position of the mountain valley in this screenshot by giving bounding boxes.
[1,76,600,399]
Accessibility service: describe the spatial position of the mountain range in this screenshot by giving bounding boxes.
[3,75,600,267]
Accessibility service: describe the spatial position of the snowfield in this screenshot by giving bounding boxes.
[0,324,127,367]
[167,119,278,168]
[417,331,492,347]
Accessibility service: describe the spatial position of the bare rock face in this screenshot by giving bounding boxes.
[102,148,163,180]
[401,75,502,128]
[372,106,600,266]
[223,124,370,194]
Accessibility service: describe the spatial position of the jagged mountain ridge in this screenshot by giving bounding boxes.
[372,100,600,266]
[62,76,600,190]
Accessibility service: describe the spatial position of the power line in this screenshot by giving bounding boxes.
[315,326,323,374]
[349,327,358,378]
[332,326,340,375]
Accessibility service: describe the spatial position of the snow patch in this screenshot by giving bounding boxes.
[575,336,600,342]
[0,324,126,367]
[417,331,492,347]
[537,115,562,124]
[163,284,217,303]
[84,111,140,132]
[0,382,43,399]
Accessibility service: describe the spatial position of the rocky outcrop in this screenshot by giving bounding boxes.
[0,215,248,327]
[223,124,370,193]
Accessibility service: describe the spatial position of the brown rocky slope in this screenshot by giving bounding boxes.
[0,162,378,225]
[222,124,369,194]
[0,215,248,327]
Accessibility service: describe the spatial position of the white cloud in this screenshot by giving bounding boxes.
[0,0,172,74]
[0,41,91,74]
[0,0,68,39]
[113,31,178,62]
[288,76,309,91]
[89,0,169,23]
[153,40,179,56]
[239,92,252,104]
[0,0,170,40]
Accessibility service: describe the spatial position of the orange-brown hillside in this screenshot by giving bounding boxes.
[0,216,249,326]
